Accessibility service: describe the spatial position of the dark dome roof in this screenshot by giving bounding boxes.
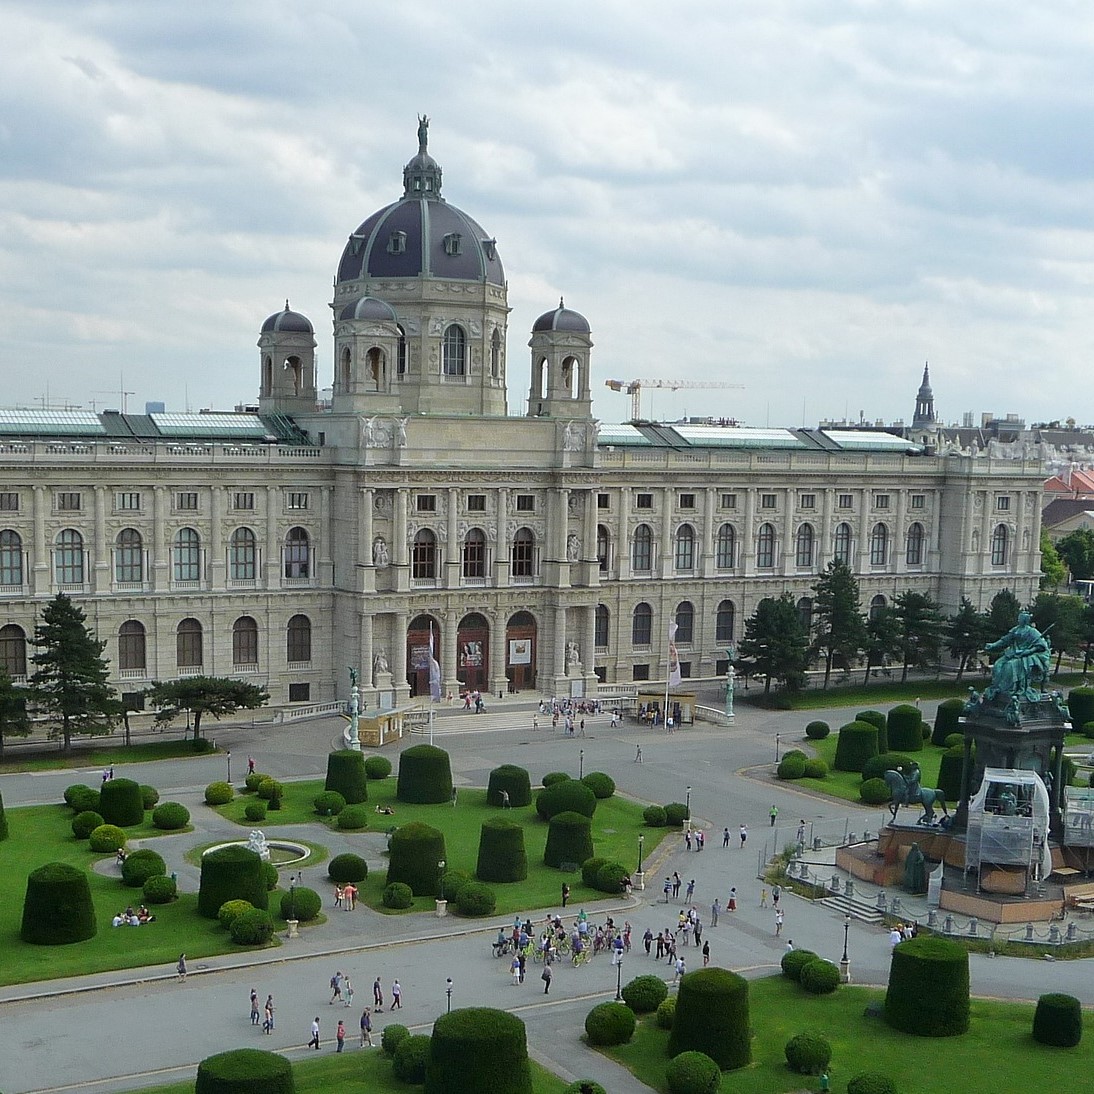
[532,300,590,334]
[339,296,399,323]
[261,303,313,334]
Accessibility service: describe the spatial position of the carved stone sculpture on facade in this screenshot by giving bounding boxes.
[373,648,390,677]
[373,537,390,568]
[566,533,580,562]
[566,640,580,670]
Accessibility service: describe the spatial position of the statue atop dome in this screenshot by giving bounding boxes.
[417,113,430,154]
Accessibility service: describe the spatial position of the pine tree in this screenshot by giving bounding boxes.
[29,594,120,752]
[863,605,901,685]
[811,560,867,689]
[146,676,270,743]
[986,589,1020,637]
[893,591,945,683]
[0,667,31,756]
[737,593,808,696]
[946,597,987,681]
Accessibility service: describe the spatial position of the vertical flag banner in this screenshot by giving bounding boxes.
[668,622,682,687]
[429,622,442,701]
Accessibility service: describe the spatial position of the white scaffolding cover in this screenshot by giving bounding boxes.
[964,768,1049,880]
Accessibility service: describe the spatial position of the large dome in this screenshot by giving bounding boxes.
[532,300,590,334]
[261,302,313,334]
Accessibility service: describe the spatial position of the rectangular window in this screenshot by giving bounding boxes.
[176,492,199,511]
[515,494,535,512]
[837,494,853,509]
[597,493,610,510]
[910,494,925,509]
[416,494,436,513]
[632,663,650,682]
[287,492,309,510]
[996,495,1011,511]
[116,492,141,511]
[679,493,696,509]
[233,492,255,511]
[760,493,777,509]
[0,493,18,511]
[635,493,653,510]
[799,493,816,509]
[720,492,737,509]
[288,682,311,703]
[56,492,81,512]
[679,661,691,679]
[467,494,486,512]
[874,494,890,509]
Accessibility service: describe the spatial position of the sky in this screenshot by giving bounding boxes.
[2,1,1094,428]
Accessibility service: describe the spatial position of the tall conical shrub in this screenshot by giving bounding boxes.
[21,862,97,944]
[325,749,368,804]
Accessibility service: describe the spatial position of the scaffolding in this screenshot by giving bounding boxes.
[964,768,1049,893]
[1064,786,1094,849]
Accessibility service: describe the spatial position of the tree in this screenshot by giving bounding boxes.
[946,597,987,681]
[893,591,944,683]
[0,667,31,756]
[737,594,809,695]
[1030,593,1086,675]
[1040,531,1067,590]
[986,588,1020,638]
[28,594,120,752]
[1081,602,1094,674]
[146,676,270,742]
[811,561,867,689]
[863,606,901,685]
[1056,529,1094,582]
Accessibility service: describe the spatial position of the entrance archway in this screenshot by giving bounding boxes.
[457,612,490,692]
[406,614,440,698]
[505,610,537,693]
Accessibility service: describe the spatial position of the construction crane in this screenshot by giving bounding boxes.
[603,378,744,422]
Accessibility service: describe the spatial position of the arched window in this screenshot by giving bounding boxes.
[596,524,610,573]
[462,528,486,579]
[797,596,813,632]
[490,328,502,379]
[991,524,1009,566]
[55,529,84,585]
[229,528,257,581]
[366,346,384,389]
[675,601,695,644]
[834,522,852,565]
[233,616,259,666]
[118,620,146,672]
[0,529,23,587]
[906,522,925,566]
[176,618,203,669]
[511,528,534,578]
[339,347,351,392]
[174,528,201,582]
[284,527,310,579]
[756,523,776,568]
[115,528,143,584]
[632,524,653,571]
[632,602,653,646]
[262,355,273,396]
[674,524,695,571]
[287,614,312,663]
[715,524,735,569]
[795,524,815,569]
[442,324,466,376]
[869,594,887,621]
[869,523,888,566]
[595,605,610,649]
[0,623,27,677]
[716,600,736,643]
[397,325,408,375]
[412,529,437,579]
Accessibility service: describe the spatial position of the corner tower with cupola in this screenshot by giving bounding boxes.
[526,299,594,420]
[257,302,317,415]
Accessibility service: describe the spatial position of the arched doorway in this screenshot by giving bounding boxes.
[506,610,537,693]
[457,612,490,692]
[406,614,440,698]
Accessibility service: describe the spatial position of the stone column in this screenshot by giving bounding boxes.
[444,607,459,697]
[394,488,410,593]
[359,611,374,705]
[585,604,597,685]
[266,485,280,588]
[701,487,716,578]
[209,487,225,590]
[392,610,409,700]
[552,604,567,695]
[359,487,375,593]
[446,487,460,588]
[318,486,333,585]
[94,486,108,592]
[494,488,509,587]
[152,487,167,592]
[659,487,673,578]
[32,486,48,594]
[819,487,833,568]
[741,489,755,576]
[489,609,508,698]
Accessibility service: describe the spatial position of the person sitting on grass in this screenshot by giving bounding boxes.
[112,912,125,928]
[116,848,128,866]
[375,805,396,815]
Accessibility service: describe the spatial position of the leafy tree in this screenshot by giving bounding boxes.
[811,561,867,689]
[146,676,270,743]
[1040,531,1066,590]
[946,597,987,681]
[986,589,1020,638]
[1056,528,1094,582]
[893,591,944,683]
[1030,593,1086,675]
[737,594,809,695]
[28,594,120,752]
[0,667,31,756]
[1081,602,1094,674]
[863,605,901,685]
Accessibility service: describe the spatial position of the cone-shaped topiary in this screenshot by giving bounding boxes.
[885,935,969,1036]
[932,698,965,747]
[325,749,368,805]
[856,709,888,750]
[834,721,879,773]
[121,848,167,887]
[536,779,596,820]
[387,821,447,895]
[937,746,966,801]
[1068,687,1094,730]
[543,811,593,869]
[476,817,528,882]
[397,744,453,804]
[487,764,532,807]
[21,862,97,944]
[195,1048,295,1094]
[424,1006,533,1094]
[198,846,268,919]
[668,966,751,1069]
[1033,993,1082,1047]
[887,705,924,752]
[98,778,145,826]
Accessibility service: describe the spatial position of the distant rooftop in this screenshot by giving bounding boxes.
[598,422,922,454]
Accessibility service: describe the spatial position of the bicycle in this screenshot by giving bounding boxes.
[491,938,512,958]
[571,948,590,968]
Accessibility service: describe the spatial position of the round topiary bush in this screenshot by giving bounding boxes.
[98,778,144,827]
[121,848,167,888]
[656,996,676,1029]
[143,874,177,904]
[325,749,368,805]
[397,744,453,804]
[536,779,597,821]
[231,907,274,945]
[244,801,268,823]
[783,748,808,762]
[487,764,533,808]
[313,790,346,817]
[785,1031,832,1074]
[781,948,819,981]
[72,810,104,840]
[595,861,630,894]
[885,934,969,1036]
[669,967,751,1069]
[441,870,472,905]
[382,1023,410,1056]
[139,785,160,810]
[1084,722,1094,741]
[643,804,667,827]
[338,804,369,830]
[665,1050,721,1094]
[777,755,807,780]
[846,1073,897,1094]
[800,959,841,994]
[887,705,924,753]
[834,721,880,773]
[803,759,828,779]
[621,974,668,1013]
[455,881,497,916]
[805,720,831,740]
[198,846,268,919]
[1068,686,1094,730]
[582,857,608,886]
[364,755,392,780]
[1033,992,1082,1047]
[152,801,190,830]
[581,771,616,799]
[425,1007,533,1094]
[932,698,965,746]
[544,811,594,869]
[219,899,256,931]
[195,1047,295,1094]
[664,802,689,827]
[944,732,964,749]
[244,771,268,792]
[205,781,234,806]
[21,862,97,944]
[856,709,888,751]
[584,1001,636,1046]
[327,853,368,883]
[861,753,915,783]
[542,771,570,787]
[476,817,528,883]
[563,1083,607,1094]
[383,881,414,909]
[394,1033,431,1084]
[860,777,891,804]
[64,784,95,809]
[279,885,321,921]
[387,821,446,895]
[89,824,127,853]
[256,778,283,802]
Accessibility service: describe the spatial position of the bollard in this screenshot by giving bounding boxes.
[1025,923,1035,941]
[830,875,841,893]
[926,909,937,928]
[814,836,822,852]
[943,914,955,935]
[845,879,855,899]
[787,860,797,878]
[1049,924,1061,945]
[1067,922,1078,942]
[891,897,902,916]
[876,890,887,910]
[967,917,978,937]
[847,832,856,845]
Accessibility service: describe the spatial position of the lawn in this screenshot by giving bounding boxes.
[0,736,215,773]
[605,973,1093,1094]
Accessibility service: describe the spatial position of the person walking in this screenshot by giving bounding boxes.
[772,884,781,908]
[702,940,710,967]
[797,819,807,847]
[769,804,778,827]
[542,963,552,994]
[517,952,526,984]
[760,886,768,908]
[373,977,384,1012]
[739,824,748,849]
[775,909,784,937]
[511,955,522,986]
[176,953,187,981]
[643,927,654,955]
[663,877,672,903]
[674,955,686,982]
[710,899,720,926]
[264,995,275,1034]
[247,756,256,775]
[344,978,354,1008]
[308,1017,321,1050]
[728,887,737,912]
[685,829,692,851]
[360,1007,373,1047]
[634,743,642,762]
[672,872,682,899]
[330,971,343,1004]
[336,1020,346,1052]
[391,979,402,1008]
[250,988,260,1025]
[685,879,695,902]
[562,882,570,907]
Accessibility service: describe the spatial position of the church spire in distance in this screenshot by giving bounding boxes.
[912,361,936,429]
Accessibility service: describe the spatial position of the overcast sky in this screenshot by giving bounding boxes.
[2,1,1092,428]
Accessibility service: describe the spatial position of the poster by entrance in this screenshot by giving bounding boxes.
[460,641,484,668]
[509,638,532,665]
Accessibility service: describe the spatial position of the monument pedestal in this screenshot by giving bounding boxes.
[634,871,645,892]
[374,671,395,711]
[286,919,299,939]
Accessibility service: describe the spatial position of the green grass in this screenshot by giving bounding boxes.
[605,974,1094,1094]
[0,736,215,773]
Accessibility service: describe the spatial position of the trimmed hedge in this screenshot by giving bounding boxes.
[231,907,274,945]
[856,709,888,753]
[800,959,841,994]
[621,974,668,1013]
[327,853,368,883]
[834,721,879,773]
[279,886,321,922]
[393,1033,431,1084]
[397,744,453,804]
[313,790,346,817]
[454,881,497,916]
[382,1024,410,1056]
[66,786,101,814]
[121,849,167,888]
[198,846,268,919]
[89,824,127,853]
[152,801,190,830]
[847,1074,897,1094]
[387,822,446,895]
[781,948,819,982]
[383,882,414,909]
[805,720,831,740]
[803,758,828,779]
[542,772,570,788]
[932,698,965,747]
[487,764,533,808]
[536,780,596,820]
[584,1001,636,1046]
[195,1048,295,1094]
[563,1084,607,1094]
[656,996,676,1029]
[99,778,144,827]
[1033,993,1082,1047]
[665,1051,721,1094]
[543,811,593,869]
[1068,687,1094,730]
[581,772,616,799]
[777,755,807,780]
[325,750,368,805]
[860,778,891,805]
[72,810,104,840]
[476,818,527,883]
[263,862,278,891]
[143,874,177,904]
[139,785,160,810]
[337,805,369,830]
[244,771,268,792]
[582,857,608,887]
[244,801,268,823]
[22,862,97,944]
[595,861,630,894]
[664,802,689,827]
[861,753,915,783]
[643,805,667,827]
[218,899,255,931]
[669,967,751,1069]
[205,781,234,806]
[937,747,966,802]
[441,870,473,905]
[364,755,392,780]
[887,705,924,752]
[424,1006,533,1094]
[884,935,969,1036]
[785,1031,832,1074]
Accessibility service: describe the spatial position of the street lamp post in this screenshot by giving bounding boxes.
[286,875,299,938]
[446,977,453,1013]
[685,785,692,834]
[635,833,645,892]
[614,953,624,1001]
[226,750,232,783]
[840,914,852,983]
[775,734,781,762]
[438,860,446,901]
[579,749,584,780]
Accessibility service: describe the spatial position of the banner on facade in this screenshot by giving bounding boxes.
[509,638,532,665]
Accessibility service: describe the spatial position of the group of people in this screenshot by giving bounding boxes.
[888,922,919,947]
[333,884,359,910]
[249,990,276,1034]
[112,905,155,927]
[303,973,398,1051]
